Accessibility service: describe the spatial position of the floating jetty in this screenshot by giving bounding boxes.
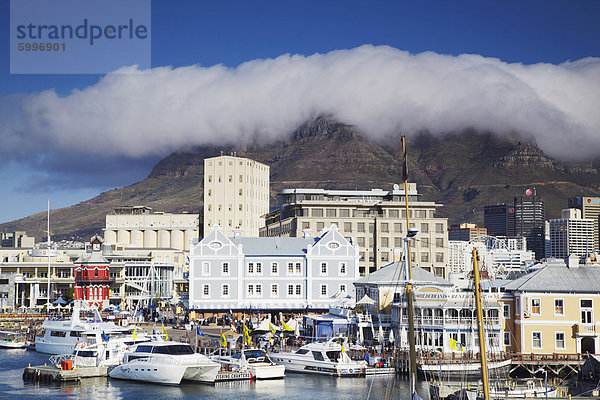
[215,371,254,382]
[365,367,395,375]
[23,365,108,383]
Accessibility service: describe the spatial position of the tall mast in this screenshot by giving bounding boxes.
[473,248,490,400]
[402,135,418,397]
[47,200,51,308]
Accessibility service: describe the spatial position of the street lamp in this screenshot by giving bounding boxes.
[535,367,548,400]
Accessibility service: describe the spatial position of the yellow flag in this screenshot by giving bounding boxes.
[269,322,276,334]
[133,325,137,340]
[162,323,169,340]
[220,333,227,347]
[282,319,293,332]
[449,337,465,352]
[243,324,252,346]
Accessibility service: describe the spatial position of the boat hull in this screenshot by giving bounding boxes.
[420,359,511,379]
[0,341,27,349]
[109,361,187,385]
[269,354,365,377]
[182,363,221,383]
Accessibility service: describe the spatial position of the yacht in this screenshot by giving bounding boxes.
[0,330,27,349]
[35,307,148,355]
[109,341,221,385]
[211,348,285,379]
[268,337,366,377]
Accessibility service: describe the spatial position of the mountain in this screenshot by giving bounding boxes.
[2,117,599,241]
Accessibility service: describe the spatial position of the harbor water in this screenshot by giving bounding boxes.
[0,348,432,400]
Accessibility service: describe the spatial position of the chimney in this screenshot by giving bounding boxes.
[233,226,242,238]
[303,227,312,238]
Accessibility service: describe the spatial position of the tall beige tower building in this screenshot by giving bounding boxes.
[203,155,270,237]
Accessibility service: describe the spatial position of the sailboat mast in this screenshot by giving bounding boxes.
[472,248,491,400]
[47,200,51,307]
[401,135,419,396]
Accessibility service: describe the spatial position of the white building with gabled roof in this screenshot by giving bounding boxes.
[188,224,359,311]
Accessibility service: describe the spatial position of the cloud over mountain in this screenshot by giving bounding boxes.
[2,45,600,160]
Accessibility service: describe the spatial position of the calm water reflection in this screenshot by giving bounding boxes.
[0,348,431,400]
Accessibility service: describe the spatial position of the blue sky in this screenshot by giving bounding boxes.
[1,0,599,223]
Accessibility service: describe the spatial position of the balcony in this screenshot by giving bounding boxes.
[574,323,597,336]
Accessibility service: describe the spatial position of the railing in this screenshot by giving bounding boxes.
[507,352,592,362]
[574,323,597,334]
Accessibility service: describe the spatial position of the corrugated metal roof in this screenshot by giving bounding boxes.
[503,264,600,293]
[355,261,452,286]
[230,237,315,256]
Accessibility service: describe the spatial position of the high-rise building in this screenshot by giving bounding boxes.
[568,197,600,251]
[203,155,270,237]
[484,205,515,237]
[513,196,545,260]
[549,209,594,260]
[448,223,487,241]
[260,184,448,278]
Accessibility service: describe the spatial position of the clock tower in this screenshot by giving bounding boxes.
[74,235,112,309]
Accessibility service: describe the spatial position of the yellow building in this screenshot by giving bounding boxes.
[502,260,600,354]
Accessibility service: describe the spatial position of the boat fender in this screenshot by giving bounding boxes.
[81,342,86,348]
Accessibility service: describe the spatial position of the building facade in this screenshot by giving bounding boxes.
[513,196,545,260]
[104,206,199,251]
[503,260,600,354]
[73,236,112,309]
[261,184,449,277]
[484,204,515,237]
[549,209,595,260]
[448,223,487,241]
[188,224,359,311]
[568,197,600,251]
[203,155,270,237]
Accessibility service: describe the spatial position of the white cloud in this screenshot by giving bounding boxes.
[3,45,600,159]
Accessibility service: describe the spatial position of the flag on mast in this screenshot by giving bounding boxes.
[132,326,137,340]
[162,322,169,340]
[220,332,227,347]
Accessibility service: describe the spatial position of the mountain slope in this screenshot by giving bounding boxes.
[2,117,599,240]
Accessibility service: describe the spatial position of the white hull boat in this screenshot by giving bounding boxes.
[211,348,285,379]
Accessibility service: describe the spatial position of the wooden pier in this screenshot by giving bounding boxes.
[22,365,108,383]
[507,352,590,377]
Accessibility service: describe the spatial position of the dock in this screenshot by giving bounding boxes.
[215,371,254,382]
[22,365,108,383]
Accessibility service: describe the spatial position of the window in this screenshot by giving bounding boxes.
[312,208,323,217]
[296,262,302,274]
[369,223,374,233]
[202,262,210,276]
[555,332,565,349]
[295,284,301,295]
[532,332,542,349]
[381,223,389,232]
[316,222,324,231]
[256,284,262,296]
[421,237,429,248]
[435,238,444,248]
[344,222,352,232]
[531,298,541,315]
[503,332,511,347]
[256,262,262,274]
[339,262,347,275]
[554,299,564,316]
[421,223,429,233]
[515,297,520,315]
[208,175,212,182]
[287,285,294,296]
[202,284,210,297]
[389,210,399,218]
[420,253,429,263]
[357,222,365,232]
[271,262,278,275]
[503,304,510,319]
[394,223,402,233]
[222,284,229,297]
[222,262,229,275]
[340,284,347,293]
[435,223,444,233]
[326,209,336,217]
[381,237,389,247]
[248,263,254,274]
[321,262,327,275]
[228,175,232,182]
[435,252,444,263]
[320,284,327,297]
[357,237,365,247]
[94,268,99,277]
[394,237,402,247]
[271,284,278,297]
[581,299,593,323]
[339,209,350,217]
[248,285,254,296]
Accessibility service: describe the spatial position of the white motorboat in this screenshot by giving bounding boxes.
[109,341,221,385]
[431,378,558,399]
[0,330,28,349]
[35,307,148,355]
[211,348,285,379]
[268,337,366,377]
[49,336,134,368]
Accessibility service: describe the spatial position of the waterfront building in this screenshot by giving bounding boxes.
[502,259,600,354]
[568,197,600,251]
[203,155,270,238]
[188,224,359,312]
[0,273,16,311]
[484,204,515,237]
[447,240,487,275]
[261,184,449,277]
[104,206,199,251]
[448,223,487,241]
[549,209,595,260]
[73,235,111,309]
[0,231,35,248]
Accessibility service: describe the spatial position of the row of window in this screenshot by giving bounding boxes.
[199,283,347,298]
[302,221,445,233]
[199,261,347,276]
[358,251,445,263]
[530,331,566,350]
[510,298,594,322]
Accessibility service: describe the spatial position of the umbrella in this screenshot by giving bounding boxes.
[378,325,385,344]
[388,328,395,344]
[357,326,364,345]
[400,327,408,347]
[356,294,376,306]
[52,297,68,305]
